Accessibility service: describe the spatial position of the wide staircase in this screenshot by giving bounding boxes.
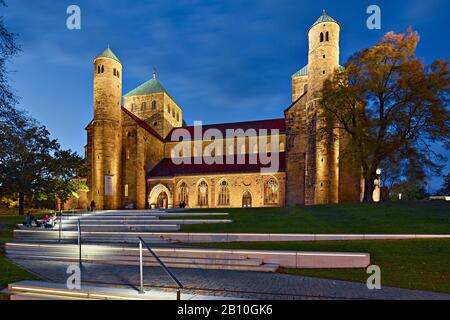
[5,242,279,272]
[14,210,232,244]
[7,210,279,273]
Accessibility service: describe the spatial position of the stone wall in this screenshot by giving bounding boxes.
[121,112,165,209]
[284,95,307,206]
[148,172,285,209]
[123,92,182,139]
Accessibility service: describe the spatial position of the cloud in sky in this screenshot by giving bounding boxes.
[3,0,449,190]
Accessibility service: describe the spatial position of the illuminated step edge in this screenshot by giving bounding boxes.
[7,281,180,300]
[57,219,233,225]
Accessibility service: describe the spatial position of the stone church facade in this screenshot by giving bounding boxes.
[85,11,361,210]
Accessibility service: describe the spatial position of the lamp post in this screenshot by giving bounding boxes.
[376,168,382,202]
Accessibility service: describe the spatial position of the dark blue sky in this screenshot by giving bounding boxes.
[3,0,449,190]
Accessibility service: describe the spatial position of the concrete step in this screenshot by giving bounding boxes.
[11,292,95,300]
[14,230,174,244]
[6,243,253,260]
[6,281,180,300]
[7,252,264,267]
[7,255,278,272]
[60,224,181,232]
[59,219,232,225]
[6,243,279,272]
[7,249,264,266]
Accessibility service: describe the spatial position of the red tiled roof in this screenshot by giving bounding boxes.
[166,118,286,142]
[121,107,164,141]
[146,153,286,178]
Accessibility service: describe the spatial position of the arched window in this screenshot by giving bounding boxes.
[141,102,146,111]
[320,32,324,42]
[264,178,279,205]
[101,65,104,73]
[198,181,208,206]
[242,191,252,208]
[172,110,175,118]
[117,70,120,78]
[178,182,188,206]
[326,31,329,41]
[131,103,136,112]
[168,105,171,113]
[152,101,157,110]
[97,65,101,74]
[113,68,117,76]
[218,180,230,206]
[176,112,179,121]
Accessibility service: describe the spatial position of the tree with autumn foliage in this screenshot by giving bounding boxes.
[320,28,450,202]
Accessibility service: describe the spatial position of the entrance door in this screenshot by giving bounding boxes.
[242,191,252,208]
[157,191,168,209]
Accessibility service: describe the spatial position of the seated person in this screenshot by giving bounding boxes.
[41,214,54,228]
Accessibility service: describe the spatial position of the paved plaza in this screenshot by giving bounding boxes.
[11,259,450,300]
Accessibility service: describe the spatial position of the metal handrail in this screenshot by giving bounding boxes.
[138,236,183,299]
[77,219,82,267]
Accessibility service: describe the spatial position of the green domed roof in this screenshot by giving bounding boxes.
[124,73,169,97]
[310,10,340,30]
[95,47,121,63]
[292,65,308,78]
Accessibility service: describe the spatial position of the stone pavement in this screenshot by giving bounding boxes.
[10,259,450,300]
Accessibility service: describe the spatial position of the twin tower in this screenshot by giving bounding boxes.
[87,48,123,209]
[286,11,360,206]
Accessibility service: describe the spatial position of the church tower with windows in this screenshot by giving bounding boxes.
[86,47,123,210]
[304,11,341,205]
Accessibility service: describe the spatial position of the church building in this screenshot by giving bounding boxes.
[85,11,361,210]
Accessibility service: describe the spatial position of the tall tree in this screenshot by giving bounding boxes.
[320,28,450,202]
[0,0,20,116]
[0,120,59,214]
[48,150,88,207]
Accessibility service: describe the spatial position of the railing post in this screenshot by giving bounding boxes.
[138,236,183,299]
[78,219,82,267]
[58,212,62,243]
[139,240,144,294]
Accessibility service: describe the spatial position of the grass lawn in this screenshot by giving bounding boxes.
[188,239,450,294]
[175,201,450,234]
[0,213,44,299]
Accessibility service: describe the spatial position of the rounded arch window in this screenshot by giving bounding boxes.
[152,101,157,110]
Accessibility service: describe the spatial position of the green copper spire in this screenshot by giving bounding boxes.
[310,10,340,30]
[95,47,121,63]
